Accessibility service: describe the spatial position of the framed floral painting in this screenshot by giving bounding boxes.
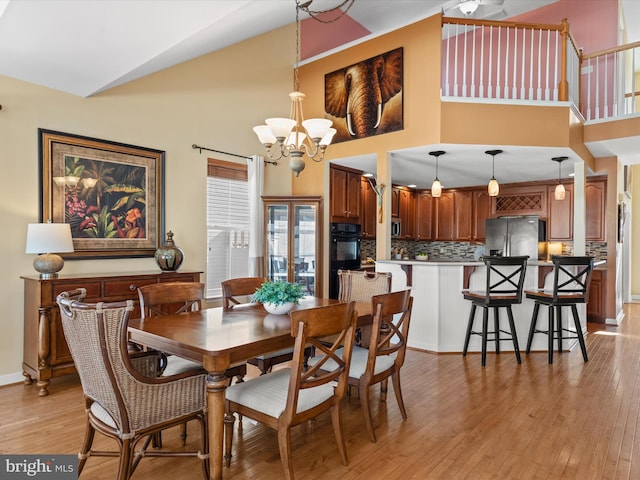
[38,129,165,258]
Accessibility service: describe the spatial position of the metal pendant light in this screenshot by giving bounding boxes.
[486,149,502,197]
[552,156,568,200]
[429,150,445,197]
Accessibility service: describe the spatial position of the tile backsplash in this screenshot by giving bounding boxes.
[362,239,608,262]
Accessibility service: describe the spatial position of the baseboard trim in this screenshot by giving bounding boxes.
[0,371,26,387]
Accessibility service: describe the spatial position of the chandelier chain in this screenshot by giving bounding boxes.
[297,0,356,24]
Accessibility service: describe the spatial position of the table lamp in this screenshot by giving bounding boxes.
[25,222,74,278]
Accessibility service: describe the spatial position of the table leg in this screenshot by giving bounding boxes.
[206,372,231,480]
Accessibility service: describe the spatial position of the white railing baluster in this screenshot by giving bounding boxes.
[553,30,559,101]
[512,27,518,99]
[488,25,493,98]
[471,25,476,97]
[503,26,509,99]
[462,24,468,97]
[545,28,550,100]
[529,28,534,99]
[521,27,526,99]
[454,23,459,97]
[595,56,600,119]
[479,25,485,98]
[444,24,451,97]
[536,28,542,100]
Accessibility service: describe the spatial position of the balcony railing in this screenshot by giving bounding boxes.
[581,41,640,121]
[441,16,637,123]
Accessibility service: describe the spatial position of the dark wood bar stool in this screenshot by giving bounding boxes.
[525,255,594,364]
[462,255,529,366]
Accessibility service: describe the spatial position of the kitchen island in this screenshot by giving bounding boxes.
[375,259,588,355]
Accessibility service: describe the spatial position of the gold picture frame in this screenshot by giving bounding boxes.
[38,129,165,258]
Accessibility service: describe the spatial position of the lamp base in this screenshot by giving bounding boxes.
[33,253,64,279]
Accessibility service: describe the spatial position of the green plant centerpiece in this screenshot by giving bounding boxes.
[253,281,305,315]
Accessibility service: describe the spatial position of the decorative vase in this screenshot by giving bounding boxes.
[263,302,294,315]
[155,231,184,272]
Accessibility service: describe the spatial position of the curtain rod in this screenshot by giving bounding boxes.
[192,144,277,165]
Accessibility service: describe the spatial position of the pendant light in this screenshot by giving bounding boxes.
[552,156,568,200]
[486,149,502,197]
[429,150,445,197]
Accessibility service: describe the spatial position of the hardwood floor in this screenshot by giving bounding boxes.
[2,304,640,479]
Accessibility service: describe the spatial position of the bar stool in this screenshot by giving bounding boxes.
[525,255,594,364]
[462,255,529,366]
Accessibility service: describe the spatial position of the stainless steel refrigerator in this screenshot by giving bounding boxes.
[485,216,547,259]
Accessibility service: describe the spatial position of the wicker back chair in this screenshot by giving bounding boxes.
[338,269,392,303]
[56,289,209,480]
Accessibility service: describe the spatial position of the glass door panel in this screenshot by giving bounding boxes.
[266,204,289,282]
[293,204,317,295]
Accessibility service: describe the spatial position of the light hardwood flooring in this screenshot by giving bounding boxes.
[2,304,640,479]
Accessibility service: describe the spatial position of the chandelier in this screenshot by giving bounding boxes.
[253,1,356,176]
[458,0,480,16]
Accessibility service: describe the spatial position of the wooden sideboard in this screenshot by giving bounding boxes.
[21,270,201,396]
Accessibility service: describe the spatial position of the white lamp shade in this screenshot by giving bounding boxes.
[253,125,277,145]
[285,131,307,148]
[26,223,74,254]
[302,118,332,140]
[265,118,297,139]
[431,179,442,197]
[488,178,500,197]
[555,183,566,200]
[459,0,480,15]
[319,128,337,146]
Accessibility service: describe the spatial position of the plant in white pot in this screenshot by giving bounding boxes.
[253,281,306,315]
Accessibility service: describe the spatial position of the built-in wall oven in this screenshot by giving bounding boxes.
[329,222,361,299]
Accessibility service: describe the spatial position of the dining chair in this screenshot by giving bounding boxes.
[525,255,594,364]
[462,255,529,366]
[222,277,301,375]
[138,281,246,446]
[223,301,357,480]
[310,289,413,443]
[337,269,392,347]
[56,289,209,480]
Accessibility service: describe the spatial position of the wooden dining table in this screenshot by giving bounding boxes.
[128,296,371,480]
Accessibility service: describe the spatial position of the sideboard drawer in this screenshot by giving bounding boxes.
[103,278,157,297]
[52,281,102,300]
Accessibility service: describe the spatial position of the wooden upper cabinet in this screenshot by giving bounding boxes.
[434,192,455,240]
[454,190,472,241]
[586,179,606,241]
[415,190,434,241]
[391,187,400,218]
[547,183,573,241]
[472,189,493,241]
[330,165,361,223]
[399,188,415,239]
[360,177,377,238]
[493,184,548,217]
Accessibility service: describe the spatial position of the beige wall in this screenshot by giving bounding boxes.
[0,25,298,379]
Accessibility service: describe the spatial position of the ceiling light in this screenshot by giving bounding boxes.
[253,1,338,176]
[458,0,480,16]
[486,149,502,197]
[429,150,445,198]
[552,156,568,200]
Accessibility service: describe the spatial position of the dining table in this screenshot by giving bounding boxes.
[128,296,371,480]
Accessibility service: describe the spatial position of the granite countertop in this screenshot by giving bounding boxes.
[377,258,607,267]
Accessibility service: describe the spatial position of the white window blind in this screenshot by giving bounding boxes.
[206,175,249,298]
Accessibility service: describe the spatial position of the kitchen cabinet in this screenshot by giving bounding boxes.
[263,196,322,298]
[547,183,573,241]
[472,189,493,241]
[330,165,361,223]
[454,190,472,241]
[415,190,434,241]
[21,270,201,396]
[434,192,455,240]
[398,188,415,239]
[391,187,400,218]
[587,269,606,323]
[493,184,548,217]
[586,179,606,241]
[360,177,377,239]
[434,191,472,241]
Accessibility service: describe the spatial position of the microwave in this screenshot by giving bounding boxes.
[391,218,401,237]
